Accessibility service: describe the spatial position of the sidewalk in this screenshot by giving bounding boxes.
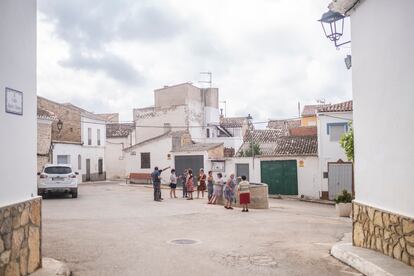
[31,258,70,276]
[268,194,335,206]
[331,233,414,276]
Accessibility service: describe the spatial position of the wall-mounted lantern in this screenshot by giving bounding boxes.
[57,119,63,132]
[318,10,350,48]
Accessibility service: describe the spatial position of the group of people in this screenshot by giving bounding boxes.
[151,166,251,212]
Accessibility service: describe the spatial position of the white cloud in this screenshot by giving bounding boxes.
[37,0,352,122]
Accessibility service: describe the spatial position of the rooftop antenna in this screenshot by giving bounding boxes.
[199,72,212,88]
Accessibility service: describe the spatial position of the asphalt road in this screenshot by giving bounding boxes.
[41,182,360,276]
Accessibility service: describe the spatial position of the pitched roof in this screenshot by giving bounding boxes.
[63,103,106,121]
[267,119,301,135]
[302,104,330,117]
[173,142,223,152]
[98,113,119,123]
[317,100,353,113]
[271,136,318,156]
[238,130,317,157]
[243,129,284,143]
[220,117,246,128]
[37,108,57,121]
[123,132,171,152]
[106,123,134,138]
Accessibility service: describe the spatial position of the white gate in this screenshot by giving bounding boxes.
[328,163,353,200]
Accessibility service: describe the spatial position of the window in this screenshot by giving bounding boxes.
[78,154,81,170]
[44,166,72,174]
[88,128,92,145]
[164,123,171,133]
[206,128,210,138]
[141,152,151,169]
[98,158,103,174]
[57,155,70,164]
[97,129,101,146]
[327,123,348,141]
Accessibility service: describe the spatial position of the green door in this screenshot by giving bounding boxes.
[261,160,298,195]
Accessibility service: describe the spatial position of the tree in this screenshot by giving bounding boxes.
[340,123,354,161]
[241,142,261,157]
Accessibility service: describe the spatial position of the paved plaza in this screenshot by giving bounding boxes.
[41,182,360,276]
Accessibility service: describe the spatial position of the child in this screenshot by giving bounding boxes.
[197,168,207,199]
[169,169,179,199]
[186,169,194,200]
[207,171,214,201]
[209,173,223,204]
[238,175,251,212]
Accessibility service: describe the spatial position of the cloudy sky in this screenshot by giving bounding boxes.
[37,0,352,122]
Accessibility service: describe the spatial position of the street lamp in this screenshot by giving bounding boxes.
[57,119,63,132]
[318,10,350,48]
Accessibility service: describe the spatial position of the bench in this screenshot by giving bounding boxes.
[126,173,152,184]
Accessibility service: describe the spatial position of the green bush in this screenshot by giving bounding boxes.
[339,123,354,161]
[335,189,352,204]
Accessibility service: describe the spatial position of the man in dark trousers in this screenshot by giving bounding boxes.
[151,167,162,201]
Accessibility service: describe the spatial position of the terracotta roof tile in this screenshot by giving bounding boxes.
[272,136,318,156]
[302,104,330,117]
[173,142,223,152]
[219,117,246,128]
[37,108,57,121]
[267,119,301,135]
[106,123,134,138]
[318,100,353,113]
[243,129,284,143]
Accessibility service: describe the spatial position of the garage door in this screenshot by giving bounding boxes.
[328,163,353,200]
[174,155,204,186]
[261,160,298,195]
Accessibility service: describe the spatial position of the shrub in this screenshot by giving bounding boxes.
[335,189,352,204]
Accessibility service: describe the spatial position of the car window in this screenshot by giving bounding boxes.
[44,167,72,174]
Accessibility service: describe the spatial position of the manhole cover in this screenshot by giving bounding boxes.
[168,239,200,245]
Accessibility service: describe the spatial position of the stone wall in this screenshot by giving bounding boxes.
[37,120,52,172]
[216,183,269,209]
[0,197,42,275]
[37,97,81,143]
[353,201,414,267]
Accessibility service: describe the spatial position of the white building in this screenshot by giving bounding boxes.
[59,104,107,182]
[234,130,320,198]
[105,123,135,179]
[0,0,42,273]
[133,82,219,143]
[329,0,414,266]
[317,100,353,200]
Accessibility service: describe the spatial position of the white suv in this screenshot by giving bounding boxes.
[38,164,79,198]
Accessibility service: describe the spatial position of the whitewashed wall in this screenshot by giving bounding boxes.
[224,156,320,198]
[105,137,130,179]
[51,143,83,182]
[124,136,173,183]
[317,111,352,191]
[0,0,37,206]
[135,105,187,143]
[351,0,414,217]
[52,143,105,182]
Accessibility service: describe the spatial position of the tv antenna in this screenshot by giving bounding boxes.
[199,72,212,88]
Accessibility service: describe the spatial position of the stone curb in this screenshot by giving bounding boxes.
[331,240,414,276]
[30,258,71,276]
[268,195,335,206]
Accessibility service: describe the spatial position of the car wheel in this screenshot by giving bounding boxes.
[72,189,78,198]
